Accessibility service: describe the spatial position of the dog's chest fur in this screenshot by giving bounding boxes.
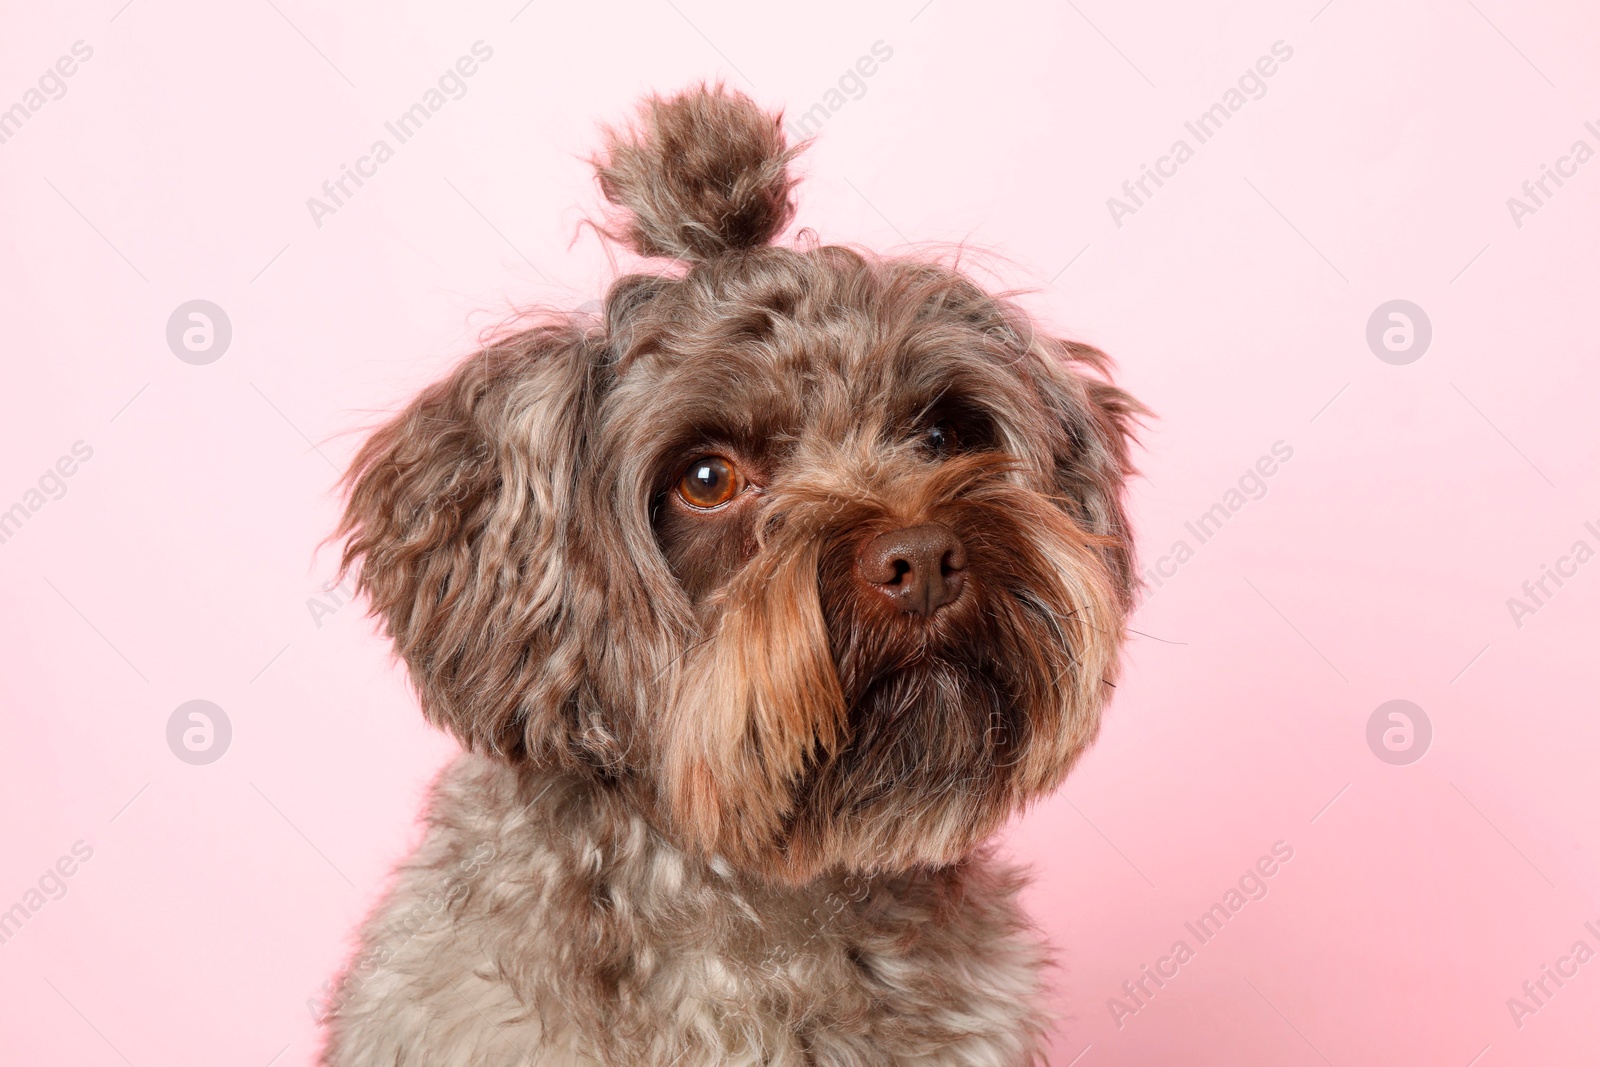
[321,755,1051,1066]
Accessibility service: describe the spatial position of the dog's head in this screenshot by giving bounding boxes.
[341,85,1141,882]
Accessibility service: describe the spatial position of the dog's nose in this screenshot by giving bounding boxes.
[857,524,968,616]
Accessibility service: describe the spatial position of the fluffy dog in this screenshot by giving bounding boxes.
[321,84,1141,1067]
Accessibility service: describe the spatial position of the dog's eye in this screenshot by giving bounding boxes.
[923,423,958,456]
[678,455,744,509]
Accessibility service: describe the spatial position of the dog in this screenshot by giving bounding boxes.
[320,84,1141,1067]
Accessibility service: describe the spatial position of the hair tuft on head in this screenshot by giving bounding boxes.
[593,83,802,263]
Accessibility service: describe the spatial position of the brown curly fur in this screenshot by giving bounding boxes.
[594,83,802,261]
[321,83,1142,1066]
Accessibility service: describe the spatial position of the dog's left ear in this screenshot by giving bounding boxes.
[1030,337,1146,610]
[338,320,615,765]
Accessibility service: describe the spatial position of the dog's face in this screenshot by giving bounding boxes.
[341,87,1140,882]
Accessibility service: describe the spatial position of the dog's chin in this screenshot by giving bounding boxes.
[755,654,1047,883]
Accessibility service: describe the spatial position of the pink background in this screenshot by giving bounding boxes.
[3,1,1597,1063]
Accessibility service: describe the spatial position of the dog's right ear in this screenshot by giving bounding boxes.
[338,320,606,763]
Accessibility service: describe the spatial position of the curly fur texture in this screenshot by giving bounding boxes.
[323,758,1049,1066]
[594,83,801,261]
[323,84,1143,1066]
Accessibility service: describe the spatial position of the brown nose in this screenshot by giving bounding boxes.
[857,524,968,616]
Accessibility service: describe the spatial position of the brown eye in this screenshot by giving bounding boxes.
[677,455,743,509]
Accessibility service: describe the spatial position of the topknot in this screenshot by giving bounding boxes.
[593,83,802,263]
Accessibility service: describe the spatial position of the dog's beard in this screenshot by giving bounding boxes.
[660,454,1121,882]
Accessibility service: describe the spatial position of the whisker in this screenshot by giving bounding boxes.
[1126,627,1186,645]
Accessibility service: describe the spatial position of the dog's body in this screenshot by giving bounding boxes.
[321,85,1140,1066]
[324,755,1047,1066]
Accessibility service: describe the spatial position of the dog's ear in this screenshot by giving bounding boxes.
[338,320,610,763]
[1030,337,1146,611]
[592,82,802,263]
